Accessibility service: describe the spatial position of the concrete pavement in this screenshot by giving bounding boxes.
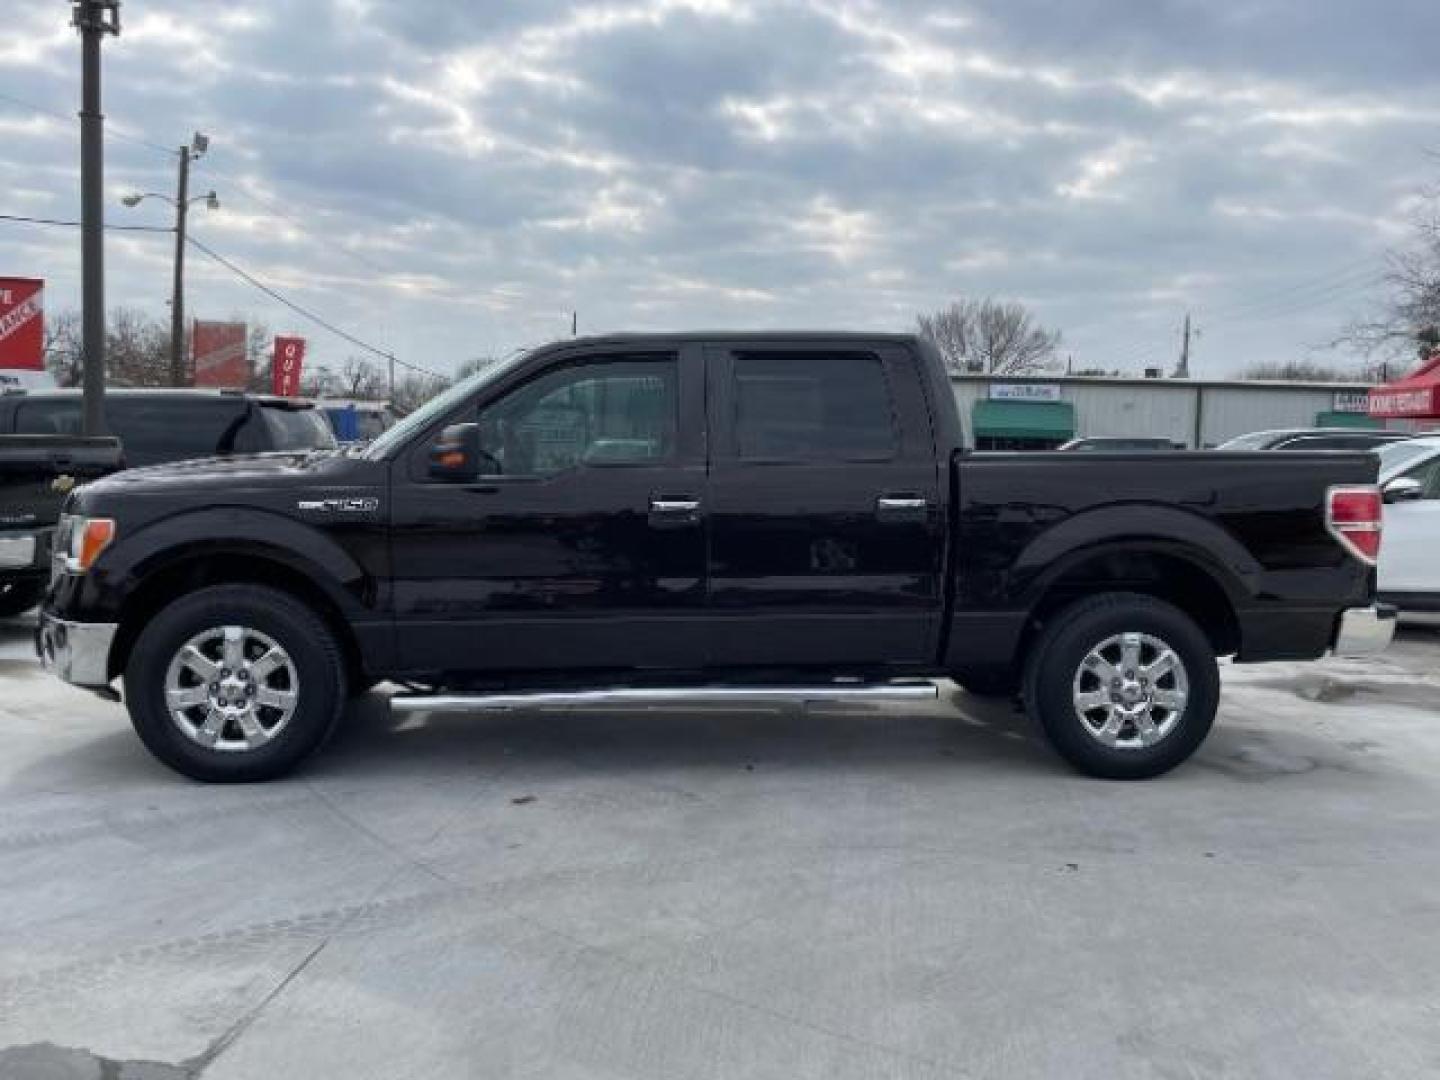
[2,612,1439,1078]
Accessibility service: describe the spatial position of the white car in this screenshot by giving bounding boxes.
[1376,435,1440,616]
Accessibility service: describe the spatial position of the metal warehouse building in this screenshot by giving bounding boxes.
[948,374,1411,450]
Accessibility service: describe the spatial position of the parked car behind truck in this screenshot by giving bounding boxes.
[1374,435,1440,616]
[0,388,335,467]
[38,333,1393,782]
[0,435,123,618]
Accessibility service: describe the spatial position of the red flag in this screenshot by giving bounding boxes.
[0,277,44,371]
[271,336,306,396]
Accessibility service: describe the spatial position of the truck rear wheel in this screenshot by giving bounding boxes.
[1023,592,1218,780]
[123,584,346,782]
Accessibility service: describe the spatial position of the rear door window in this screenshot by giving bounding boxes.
[731,351,896,461]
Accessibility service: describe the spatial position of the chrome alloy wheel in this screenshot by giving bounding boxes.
[1071,631,1189,751]
[163,626,299,752]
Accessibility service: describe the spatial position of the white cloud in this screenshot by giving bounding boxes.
[0,0,1435,376]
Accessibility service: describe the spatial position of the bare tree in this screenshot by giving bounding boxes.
[300,364,338,398]
[1238,359,1358,382]
[390,372,449,416]
[43,309,83,386]
[338,357,385,399]
[917,297,1061,375]
[243,322,273,393]
[105,307,171,387]
[452,355,502,381]
[1333,186,1440,365]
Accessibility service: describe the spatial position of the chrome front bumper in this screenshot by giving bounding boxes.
[36,613,117,688]
[1332,605,1396,659]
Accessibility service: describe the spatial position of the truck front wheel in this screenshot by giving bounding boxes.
[1023,592,1219,780]
[123,584,347,782]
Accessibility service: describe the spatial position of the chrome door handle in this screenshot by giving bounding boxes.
[876,497,929,512]
[650,499,701,514]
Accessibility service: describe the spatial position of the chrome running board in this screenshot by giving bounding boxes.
[390,683,938,715]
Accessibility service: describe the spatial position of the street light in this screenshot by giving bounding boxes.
[117,131,216,385]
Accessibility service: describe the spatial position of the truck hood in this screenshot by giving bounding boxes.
[80,448,371,496]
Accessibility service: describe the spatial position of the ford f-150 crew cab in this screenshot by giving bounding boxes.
[37,332,1395,782]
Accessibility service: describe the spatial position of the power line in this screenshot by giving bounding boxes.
[2,88,400,281]
[0,211,171,233]
[185,234,444,380]
[0,87,176,157]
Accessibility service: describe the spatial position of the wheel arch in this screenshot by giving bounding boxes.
[110,543,370,689]
[1020,540,1245,665]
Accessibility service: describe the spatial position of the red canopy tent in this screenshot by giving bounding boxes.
[1368,352,1440,419]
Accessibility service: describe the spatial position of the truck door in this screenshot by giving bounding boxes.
[388,346,708,675]
[704,342,945,668]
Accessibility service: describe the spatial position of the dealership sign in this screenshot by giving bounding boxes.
[989,383,1062,402]
[1332,390,1371,414]
[192,320,248,388]
[1368,353,1440,419]
[0,277,44,371]
[271,336,306,396]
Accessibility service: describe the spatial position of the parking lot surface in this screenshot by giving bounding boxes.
[2,613,1439,1079]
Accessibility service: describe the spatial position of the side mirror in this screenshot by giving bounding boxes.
[428,423,482,482]
[1382,476,1425,504]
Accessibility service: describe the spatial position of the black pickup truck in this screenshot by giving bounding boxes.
[37,333,1394,782]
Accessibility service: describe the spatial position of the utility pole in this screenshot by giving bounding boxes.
[169,140,191,385]
[1174,312,1193,379]
[120,135,215,386]
[571,310,578,337]
[73,0,120,436]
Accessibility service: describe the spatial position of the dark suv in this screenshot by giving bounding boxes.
[0,389,336,468]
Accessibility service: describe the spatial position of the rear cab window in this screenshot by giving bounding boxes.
[255,406,337,452]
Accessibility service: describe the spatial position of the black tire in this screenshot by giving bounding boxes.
[123,584,347,782]
[0,579,45,619]
[1023,592,1219,780]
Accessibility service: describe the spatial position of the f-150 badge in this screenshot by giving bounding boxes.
[296,497,380,513]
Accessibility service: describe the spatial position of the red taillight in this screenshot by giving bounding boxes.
[1326,485,1382,564]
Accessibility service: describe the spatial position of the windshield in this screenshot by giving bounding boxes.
[1376,439,1439,479]
[364,353,536,459]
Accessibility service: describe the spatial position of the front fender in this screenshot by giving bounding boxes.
[55,507,377,623]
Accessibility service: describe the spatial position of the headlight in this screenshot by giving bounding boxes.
[59,515,116,573]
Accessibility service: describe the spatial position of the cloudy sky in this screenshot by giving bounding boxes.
[2,0,1437,380]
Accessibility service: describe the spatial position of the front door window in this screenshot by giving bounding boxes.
[474,358,677,477]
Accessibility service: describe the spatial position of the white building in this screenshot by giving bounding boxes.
[948,374,1419,450]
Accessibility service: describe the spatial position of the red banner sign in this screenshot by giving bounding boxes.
[1368,352,1440,419]
[192,320,248,388]
[271,336,306,396]
[0,277,44,371]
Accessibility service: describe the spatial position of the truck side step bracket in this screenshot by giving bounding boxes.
[389,683,939,715]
